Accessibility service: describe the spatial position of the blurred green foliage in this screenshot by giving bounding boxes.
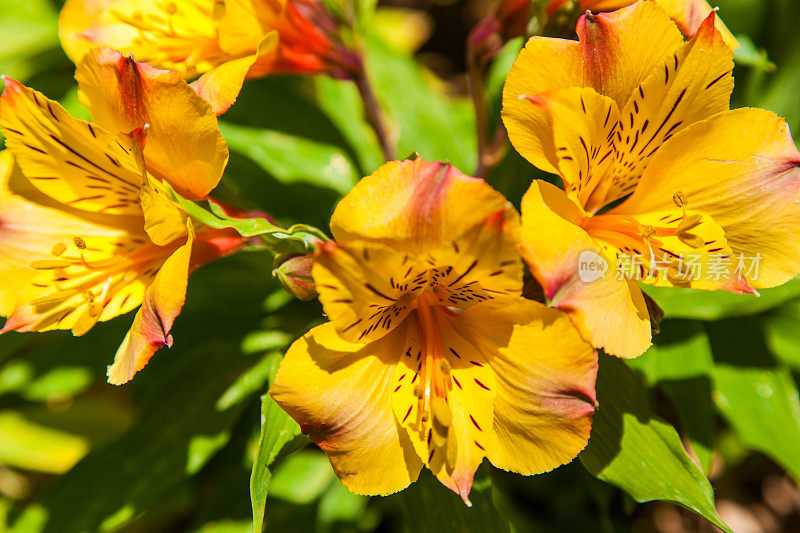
[2,0,800,531]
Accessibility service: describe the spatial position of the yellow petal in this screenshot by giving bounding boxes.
[520,180,652,358]
[425,206,523,303]
[390,310,496,504]
[270,322,423,497]
[503,2,685,176]
[59,0,138,64]
[521,87,620,212]
[602,10,733,206]
[0,77,144,216]
[0,152,140,318]
[501,37,582,174]
[61,0,224,78]
[456,299,597,476]
[191,55,257,116]
[330,159,509,255]
[140,176,189,246]
[216,0,273,56]
[76,48,228,199]
[616,108,800,289]
[576,2,684,109]
[593,208,754,294]
[512,13,733,214]
[107,223,194,384]
[313,240,425,343]
[654,0,739,49]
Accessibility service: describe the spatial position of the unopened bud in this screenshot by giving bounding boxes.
[273,254,317,301]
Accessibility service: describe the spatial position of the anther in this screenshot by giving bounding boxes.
[431,396,451,429]
[413,386,424,399]
[51,242,67,257]
[641,225,656,239]
[439,360,451,374]
[672,191,687,209]
[677,214,702,233]
[30,259,71,270]
[73,237,87,250]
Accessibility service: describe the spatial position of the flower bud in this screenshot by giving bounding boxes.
[273,254,317,301]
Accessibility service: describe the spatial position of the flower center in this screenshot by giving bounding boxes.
[25,234,176,332]
[413,293,456,462]
[112,1,226,75]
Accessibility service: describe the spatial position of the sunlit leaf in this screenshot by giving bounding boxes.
[580,355,730,532]
[0,411,88,474]
[628,321,715,472]
[643,280,800,321]
[706,318,800,480]
[220,122,359,195]
[364,32,476,171]
[250,353,306,533]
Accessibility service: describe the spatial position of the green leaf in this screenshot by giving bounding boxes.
[269,450,335,505]
[18,255,275,532]
[628,321,715,473]
[0,0,58,81]
[317,481,368,526]
[580,355,731,532]
[733,34,776,71]
[764,300,800,371]
[364,32,476,171]
[390,468,510,533]
[643,279,800,321]
[250,353,305,532]
[220,122,359,195]
[712,365,800,480]
[313,76,385,174]
[706,318,800,481]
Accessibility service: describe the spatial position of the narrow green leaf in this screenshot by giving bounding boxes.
[250,354,305,533]
[580,355,730,532]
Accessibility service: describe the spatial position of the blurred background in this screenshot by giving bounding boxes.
[1,0,800,531]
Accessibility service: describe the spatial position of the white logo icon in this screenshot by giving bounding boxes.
[578,250,608,283]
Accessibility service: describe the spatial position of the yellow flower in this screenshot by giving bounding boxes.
[59,0,359,114]
[0,48,244,384]
[270,158,598,503]
[502,2,800,358]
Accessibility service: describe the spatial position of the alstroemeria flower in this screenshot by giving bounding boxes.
[0,49,246,384]
[502,2,800,358]
[546,0,738,48]
[59,0,360,114]
[270,158,598,503]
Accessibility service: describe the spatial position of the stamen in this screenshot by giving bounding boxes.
[73,236,87,250]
